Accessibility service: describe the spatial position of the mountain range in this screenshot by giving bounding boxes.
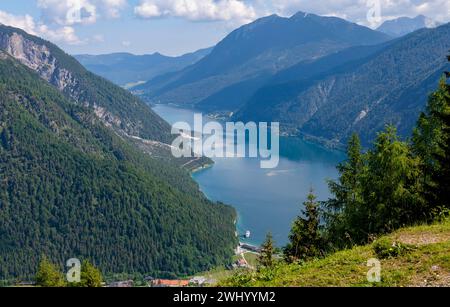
[377,15,440,37]
[0,24,236,280]
[75,48,212,88]
[235,23,450,146]
[133,12,390,110]
[127,13,449,147]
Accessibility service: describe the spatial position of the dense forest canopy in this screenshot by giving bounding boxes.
[0,52,237,280]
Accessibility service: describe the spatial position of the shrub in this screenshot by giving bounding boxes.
[372,238,416,259]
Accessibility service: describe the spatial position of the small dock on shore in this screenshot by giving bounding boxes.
[239,242,261,253]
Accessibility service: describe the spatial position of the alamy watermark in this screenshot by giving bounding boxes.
[367,0,382,27]
[171,114,280,169]
[66,258,81,283]
[65,0,95,25]
[367,258,381,283]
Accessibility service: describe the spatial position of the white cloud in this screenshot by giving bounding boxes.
[134,0,257,24]
[39,25,83,45]
[0,0,130,47]
[37,0,127,26]
[0,10,82,45]
[132,0,449,28]
[0,11,37,34]
[37,0,97,25]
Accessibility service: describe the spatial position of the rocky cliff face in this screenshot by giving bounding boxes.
[0,25,174,145]
[0,31,77,92]
[0,30,122,130]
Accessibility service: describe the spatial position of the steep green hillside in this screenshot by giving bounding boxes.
[0,24,172,144]
[0,52,237,280]
[221,219,450,287]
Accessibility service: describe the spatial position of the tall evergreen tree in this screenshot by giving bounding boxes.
[363,126,424,234]
[433,110,450,209]
[284,190,322,262]
[258,232,275,269]
[429,67,450,210]
[324,127,424,247]
[323,134,365,247]
[413,71,450,212]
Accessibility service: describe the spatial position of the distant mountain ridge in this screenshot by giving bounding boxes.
[75,47,212,87]
[133,12,391,108]
[377,15,440,37]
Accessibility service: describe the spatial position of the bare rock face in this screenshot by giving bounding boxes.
[0,32,76,92]
[0,30,125,136]
[0,26,174,146]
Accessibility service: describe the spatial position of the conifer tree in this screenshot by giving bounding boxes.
[363,126,424,234]
[323,134,365,247]
[325,127,424,247]
[429,63,450,210]
[433,110,450,209]
[258,232,275,269]
[284,190,322,262]
[413,61,450,212]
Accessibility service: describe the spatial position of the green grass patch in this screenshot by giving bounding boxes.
[220,219,450,287]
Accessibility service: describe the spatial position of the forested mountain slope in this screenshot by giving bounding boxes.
[0,24,171,143]
[0,45,236,279]
[0,24,213,170]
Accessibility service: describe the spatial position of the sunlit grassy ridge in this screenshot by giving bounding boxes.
[220,219,450,287]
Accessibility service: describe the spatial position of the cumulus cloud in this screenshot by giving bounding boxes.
[0,0,129,46]
[38,25,82,44]
[134,0,257,24]
[37,0,96,25]
[132,0,449,27]
[0,9,82,45]
[37,0,127,26]
[0,10,37,34]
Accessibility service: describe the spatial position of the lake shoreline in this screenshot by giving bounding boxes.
[153,104,345,246]
[190,162,215,174]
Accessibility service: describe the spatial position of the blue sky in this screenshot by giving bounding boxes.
[0,0,449,56]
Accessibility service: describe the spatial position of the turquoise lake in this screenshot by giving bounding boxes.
[153,104,346,246]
